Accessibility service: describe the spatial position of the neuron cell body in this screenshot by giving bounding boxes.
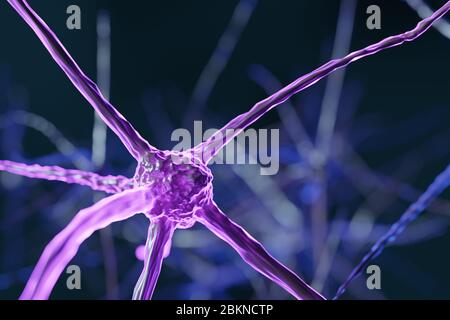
[134,151,213,229]
[2,0,450,301]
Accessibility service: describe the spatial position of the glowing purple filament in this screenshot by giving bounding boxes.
[2,0,450,300]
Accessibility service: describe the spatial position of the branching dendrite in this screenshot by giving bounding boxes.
[195,1,450,163]
[405,0,450,38]
[3,0,450,300]
[0,160,132,194]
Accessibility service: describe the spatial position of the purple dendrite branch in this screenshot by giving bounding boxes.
[248,64,315,161]
[7,0,156,161]
[194,0,450,163]
[4,0,450,301]
[133,217,175,300]
[312,0,356,274]
[94,10,120,300]
[20,188,155,299]
[5,0,324,299]
[316,0,356,157]
[197,200,325,300]
[405,0,450,39]
[0,160,132,194]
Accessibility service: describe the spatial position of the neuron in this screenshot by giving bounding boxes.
[1,0,449,300]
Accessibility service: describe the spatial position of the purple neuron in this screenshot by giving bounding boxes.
[2,0,450,300]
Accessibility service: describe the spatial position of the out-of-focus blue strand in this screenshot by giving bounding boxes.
[334,163,450,299]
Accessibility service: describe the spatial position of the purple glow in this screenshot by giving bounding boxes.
[135,245,145,262]
[0,160,132,194]
[2,0,450,300]
[195,1,450,163]
[21,187,155,299]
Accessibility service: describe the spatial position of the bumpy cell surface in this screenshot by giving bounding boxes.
[133,151,213,228]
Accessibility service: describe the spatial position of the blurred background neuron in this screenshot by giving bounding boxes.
[0,0,449,299]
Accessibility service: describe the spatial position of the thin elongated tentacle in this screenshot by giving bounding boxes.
[334,163,450,299]
[405,0,450,39]
[21,188,155,300]
[133,217,175,300]
[0,160,132,194]
[7,0,156,160]
[197,200,325,300]
[248,64,315,159]
[194,1,450,163]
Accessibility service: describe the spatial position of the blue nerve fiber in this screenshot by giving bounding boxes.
[3,0,450,300]
[334,164,450,299]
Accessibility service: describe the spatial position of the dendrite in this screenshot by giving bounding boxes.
[2,0,449,300]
